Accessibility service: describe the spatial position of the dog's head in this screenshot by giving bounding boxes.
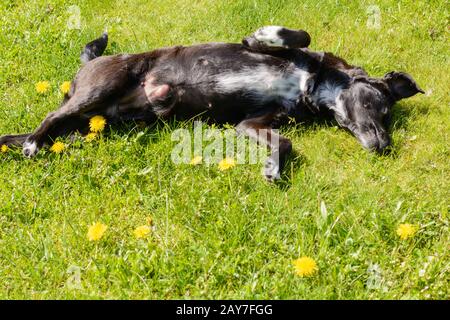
[333,71,424,152]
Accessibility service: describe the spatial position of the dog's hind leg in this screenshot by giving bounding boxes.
[1,114,89,150]
[23,54,135,157]
[236,112,292,181]
[45,114,90,141]
[22,93,102,157]
[0,133,31,147]
[242,26,311,53]
[0,92,73,149]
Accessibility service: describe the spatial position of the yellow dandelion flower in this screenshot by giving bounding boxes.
[396,223,417,240]
[133,225,151,239]
[293,256,318,277]
[1,144,8,153]
[60,81,71,94]
[87,222,107,241]
[218,157,236,171]
[50,141,65,153]
[85,132,98,142]
[190,155,203,165]
[35,81,50,94]
[89,115,107,133]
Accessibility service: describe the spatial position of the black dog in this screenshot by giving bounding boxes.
[0,26,423,180]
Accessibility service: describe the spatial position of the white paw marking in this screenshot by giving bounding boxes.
[254,26,284,47]
[23,141,38,158]
[263,157,280,181]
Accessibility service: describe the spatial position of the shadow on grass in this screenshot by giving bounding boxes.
[103,118,176,145]
[273,149,306,190]
[279,99,430,162]
[391,100,430,129]
[386,100,430,158]
[2,99,426,190]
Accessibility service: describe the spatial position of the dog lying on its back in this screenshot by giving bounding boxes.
[0,26,423,181]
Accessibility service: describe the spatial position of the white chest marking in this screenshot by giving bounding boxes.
[298,69,313,93]
[216,65,312,106]
[313,81,345,116]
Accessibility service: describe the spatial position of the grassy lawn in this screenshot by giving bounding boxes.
[0,0,448,299]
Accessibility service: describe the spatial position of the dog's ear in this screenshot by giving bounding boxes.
[383,71,424,101]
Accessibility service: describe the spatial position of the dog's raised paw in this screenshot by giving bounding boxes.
[263,157,281,182]
[254,26,284,47]
[23,141,39,158]
[253,26,311,49]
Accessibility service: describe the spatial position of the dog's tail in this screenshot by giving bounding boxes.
[80,32,108,64]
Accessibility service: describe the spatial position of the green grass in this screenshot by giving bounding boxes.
[0,0,449,299]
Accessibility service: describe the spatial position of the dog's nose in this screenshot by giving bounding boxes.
[377,128,391,151]
[369,123,390,153]
[379,138,390,150]
[375,137,391,154]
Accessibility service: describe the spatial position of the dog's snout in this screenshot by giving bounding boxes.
[365,139,389,154]
[353,123,391,153]
[371,123,391,152]
[378,134,390,150]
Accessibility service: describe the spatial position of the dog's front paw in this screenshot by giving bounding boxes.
[254,26,284,47]
[263,157,281,182]
[23,140,39,158]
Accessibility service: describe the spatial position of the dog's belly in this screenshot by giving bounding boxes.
[214,65,310,111]
[115,86,150,112]
[105,85,160,122]
[125,43,314,122]
[164,47,313,118]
